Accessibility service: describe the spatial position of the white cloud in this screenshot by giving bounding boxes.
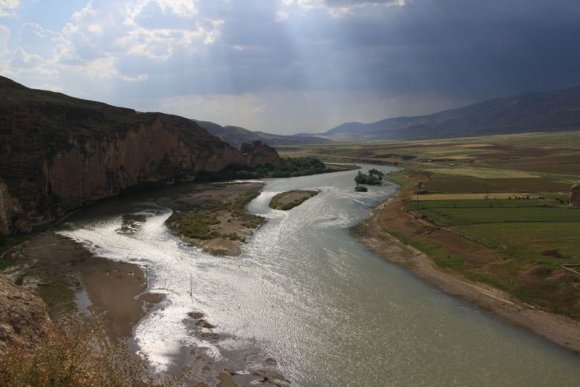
[275,11,289,22]
[151,0,198,18]
[3,0,225,85]
[20,23,65,59]
[9,47,56,76]
[78,56,148,81]
[0,0,21,17]
[0,24,9,54]
[64,0,223,61]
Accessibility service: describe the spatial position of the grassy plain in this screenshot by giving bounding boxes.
[282,130,580,318]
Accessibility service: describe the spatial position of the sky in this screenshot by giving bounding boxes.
[1,0,580,134]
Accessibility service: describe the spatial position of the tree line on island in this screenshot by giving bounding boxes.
[354,168,384,192]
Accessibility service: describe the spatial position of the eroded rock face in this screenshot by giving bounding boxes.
[0,76,281,233]
[44,117,247,211]
[570,184,580,207]
[0,275,51,354]
[241,141,282,167]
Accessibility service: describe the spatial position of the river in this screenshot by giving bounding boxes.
[59,165,580,386]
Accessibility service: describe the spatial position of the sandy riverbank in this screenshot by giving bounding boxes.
[2,232,287,385]
[269,190,319,210]
[353,196,580,354]
[1,233,158,340]
[1,179,289,385]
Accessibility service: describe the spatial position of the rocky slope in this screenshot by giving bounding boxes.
[0,274,51,354]
[0,76,280,233]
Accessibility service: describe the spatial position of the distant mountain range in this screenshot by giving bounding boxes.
[196,120,330,149]
[198,86,580,147]
[323,87,580,141]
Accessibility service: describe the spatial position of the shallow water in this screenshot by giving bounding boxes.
[60,166,580,386]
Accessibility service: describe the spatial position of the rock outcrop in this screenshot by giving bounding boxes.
[570,184,580,207]
[241,141,282,167]
[0,274,52,354]
[0,76,280,233]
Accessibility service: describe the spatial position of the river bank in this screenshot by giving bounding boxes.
[0,181,290,386]
[3,166,580,385]
[1,233,157,339]
[352,192,580,354]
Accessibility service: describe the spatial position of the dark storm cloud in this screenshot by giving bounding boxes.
[278,0,580,99]
[139,0,580,102]
[6,0,580,133]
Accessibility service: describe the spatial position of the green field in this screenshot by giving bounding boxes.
[283,130,580,317]
[420,206,580,225]
[456,223,580,266]
[416,198,580,267]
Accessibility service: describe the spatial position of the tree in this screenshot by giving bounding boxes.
[368,168,384,181]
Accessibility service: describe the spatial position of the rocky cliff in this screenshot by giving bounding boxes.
[0,76,281,233]
[241,140,282,167]
[0,274,51,354]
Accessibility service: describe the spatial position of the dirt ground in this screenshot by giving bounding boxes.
[269,190,319,210]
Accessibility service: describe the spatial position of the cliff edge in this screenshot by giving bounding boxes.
[0,274,51,355]
[0,76,280,233]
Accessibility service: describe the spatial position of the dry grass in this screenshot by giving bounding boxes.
[0,315,161,387]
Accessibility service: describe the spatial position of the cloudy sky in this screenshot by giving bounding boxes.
[1,0,579,134]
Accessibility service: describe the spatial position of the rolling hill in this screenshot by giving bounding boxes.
[324,87,580,141]
[196,120,330,149]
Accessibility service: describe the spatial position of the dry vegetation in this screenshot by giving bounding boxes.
[165,182,265,255]
[286,130,580,318]
[0,316,159,387]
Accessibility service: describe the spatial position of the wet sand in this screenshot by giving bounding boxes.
[3,231,288,385]
[1,180,289,385]
[269,190,319,210]
[353,197,580,355]
[2,233,157,340]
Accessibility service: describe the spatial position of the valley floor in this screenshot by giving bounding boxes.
[284,130,580,354]
[352,193,580,354]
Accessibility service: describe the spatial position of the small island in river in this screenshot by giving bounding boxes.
[269,190,319,210]
[165,182,265,256]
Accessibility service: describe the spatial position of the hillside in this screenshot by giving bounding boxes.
[197,120,330,149]
[325,87,580,140]
[0,76,280,234]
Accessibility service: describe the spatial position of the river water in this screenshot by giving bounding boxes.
[59,165,580,386]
